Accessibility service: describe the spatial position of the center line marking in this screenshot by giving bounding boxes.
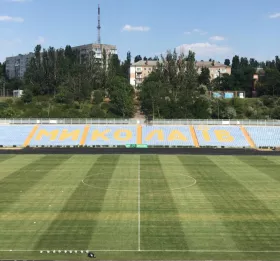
[138,156,141,251]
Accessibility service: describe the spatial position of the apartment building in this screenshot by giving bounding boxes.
[72,43,117,62]
[130,60,157,86]
[130,60,231,87]
[196,61,231,80]
[5,53,35,79]
[5,43,117,80]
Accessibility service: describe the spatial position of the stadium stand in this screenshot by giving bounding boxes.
[85,125,137,146]
[142,126,194,146]
[0,125,34,146]
[194,126,250,148]
[245,126,280,148]
[0,123,279,149]
[29,125,85,147]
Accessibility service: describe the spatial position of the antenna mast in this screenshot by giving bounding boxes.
[97,4,101,44]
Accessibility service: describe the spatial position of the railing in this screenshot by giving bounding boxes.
[0,118,142,125]
[0,118,280,126]
[150,119,280,126]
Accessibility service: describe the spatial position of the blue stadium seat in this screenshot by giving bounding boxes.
[29,125,85,147]
[245,126,280,147]
[0,126,34,146]
[85,125,137,146]
[142,126,194,146]
[194,126,250,147]
[0,124,279,148]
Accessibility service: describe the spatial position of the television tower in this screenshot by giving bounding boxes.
[97,4,101,44]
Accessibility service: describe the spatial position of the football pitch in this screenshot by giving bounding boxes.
[1,154,280,260]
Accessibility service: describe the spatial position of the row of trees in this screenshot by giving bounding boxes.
[1,46,280,119]
[138,50,280,119]
[202,56,280,97]
[5,45,135,118]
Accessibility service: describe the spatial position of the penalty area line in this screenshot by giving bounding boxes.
[1,249,280,253]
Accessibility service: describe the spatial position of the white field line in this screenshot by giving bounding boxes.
[138,156,141,251]
[2,249,280,253]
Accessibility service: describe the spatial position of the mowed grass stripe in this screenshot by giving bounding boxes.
[157,156,238,251]
[0,156,100,250]
[140,155,188,250]
[178,155,280,251]
[89,155,139,250]
[34,155,120,250]
[237,156,280,183]
[209,156,280,214]
[0,155,72,212]
[0,155,15,164]
[0,155,44,181]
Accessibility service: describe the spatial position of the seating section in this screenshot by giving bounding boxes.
[29,125,85,147]
[0,126,34,146]
[245,126,280,147]
[142,126,194,146]
[85,125,137,146]
[194,126,250,147]
[0,124,279,147]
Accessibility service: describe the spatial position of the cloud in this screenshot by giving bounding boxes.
[176,42,232,57]
[269,13,280,19]
[184,28,208,35]
[209,35,225,41]
[36,36,45,45]
[0,16,24,22]
[122,24,150,32]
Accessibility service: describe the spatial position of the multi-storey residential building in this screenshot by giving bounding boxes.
[5,53,35,79]
[130,60,157,86]
[72,43,117,62]
[196,61,231,81]
[5,43,117,79]
[130,60,232,86]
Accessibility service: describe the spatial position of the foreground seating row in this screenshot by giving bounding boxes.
[0,125,279,148]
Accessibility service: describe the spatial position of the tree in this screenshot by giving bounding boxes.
[93,89,104,104]
[90,105,106,118]
[21,89,33,103]
[139,81,164,119]
[232,55,240,70]
[192,95,212,119]
[224,59,230,66]
[0,62,5,78]
[153,56,159,61]
[134,55,142,63]
[249,58,259,68]
[198,67,210,86]
[262,68,280,96]
[109,76,135,118]
[271,106,280,119]
[120,51,131,80]
[109,54,121,76]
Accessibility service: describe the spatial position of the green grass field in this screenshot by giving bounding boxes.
[1,154,280,260]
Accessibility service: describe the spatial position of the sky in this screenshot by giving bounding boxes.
[0,0,280,63]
